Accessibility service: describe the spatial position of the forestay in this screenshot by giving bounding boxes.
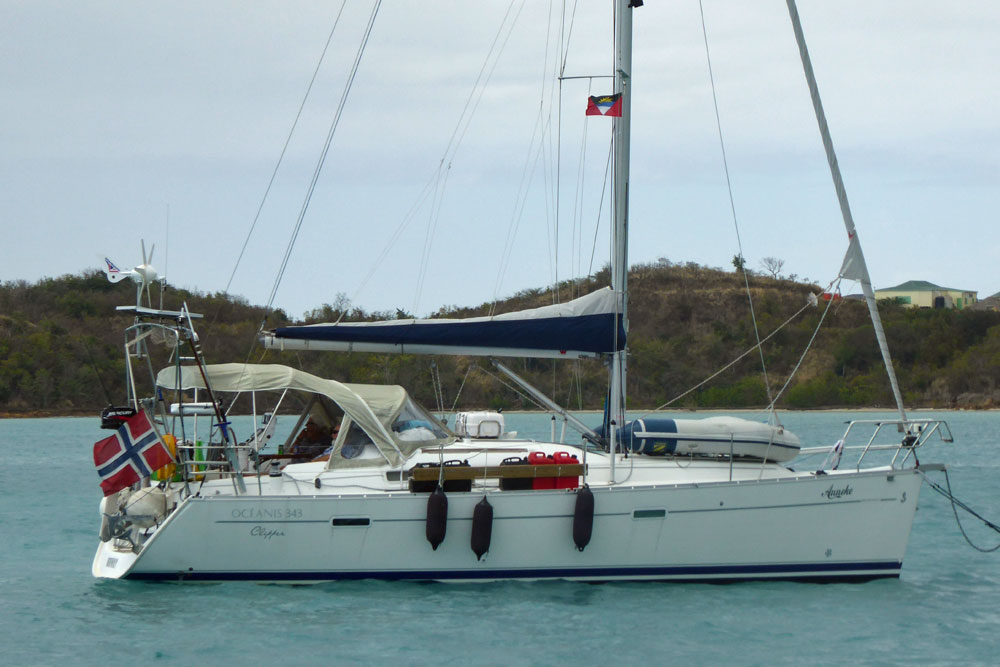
[260,287,624,359]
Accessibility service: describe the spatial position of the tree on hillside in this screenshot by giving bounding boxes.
[760,256,785,279]
[731,254,746,272]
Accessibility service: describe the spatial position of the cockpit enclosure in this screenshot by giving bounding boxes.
[154,363,454,469]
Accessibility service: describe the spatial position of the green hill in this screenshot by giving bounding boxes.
[2,263,999,416]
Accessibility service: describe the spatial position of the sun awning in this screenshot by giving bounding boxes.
[154,363,449,466]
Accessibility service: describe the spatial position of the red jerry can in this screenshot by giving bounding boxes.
[528,451,556,490]
[552,451,580,489]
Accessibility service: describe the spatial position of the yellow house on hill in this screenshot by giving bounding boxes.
[875,280,978,310]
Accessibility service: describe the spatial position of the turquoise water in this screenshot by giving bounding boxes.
[2,412,998,665]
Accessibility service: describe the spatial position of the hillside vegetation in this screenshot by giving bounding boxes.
[2,262,999,416]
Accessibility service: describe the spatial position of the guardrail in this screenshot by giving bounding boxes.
[796,418,952,471]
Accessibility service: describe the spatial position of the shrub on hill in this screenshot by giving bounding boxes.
[2,263,999,414]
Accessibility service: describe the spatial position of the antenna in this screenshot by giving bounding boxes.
[162,203,170,310]
[138,240,148,307]
[145,243,155,307]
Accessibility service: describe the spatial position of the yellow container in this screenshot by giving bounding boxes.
[152,434,177,482]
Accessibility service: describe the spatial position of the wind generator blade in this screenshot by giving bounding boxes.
[141,239,148,266]
[148,243,155,264]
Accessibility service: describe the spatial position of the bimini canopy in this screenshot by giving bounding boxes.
[261,287,624,359]
[155,363,454,467]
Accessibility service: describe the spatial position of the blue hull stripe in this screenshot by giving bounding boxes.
[127,561,901,583]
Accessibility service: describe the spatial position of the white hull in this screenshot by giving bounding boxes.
[94,454,923,583]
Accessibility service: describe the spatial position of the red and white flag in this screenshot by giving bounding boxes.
[93,410,173,496]
[586,93,623,117]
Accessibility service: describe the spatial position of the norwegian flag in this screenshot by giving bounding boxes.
[93,410,173,496]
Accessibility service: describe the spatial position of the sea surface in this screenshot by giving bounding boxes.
[2,410,998,666]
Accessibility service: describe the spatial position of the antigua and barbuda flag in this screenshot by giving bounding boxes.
[586,93,623,117]
[93,410,173,496]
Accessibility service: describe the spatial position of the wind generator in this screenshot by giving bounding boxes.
[103,240,165,309]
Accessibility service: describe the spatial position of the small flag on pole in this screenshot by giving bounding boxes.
[93,410,173,496]
[586,93,623,117]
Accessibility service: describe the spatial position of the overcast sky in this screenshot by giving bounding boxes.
[2,1,997,319]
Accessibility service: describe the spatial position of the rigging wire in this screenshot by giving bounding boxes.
[765,278,839,411]
[448,362,477,414]
[234,1,378,402]
[416,4,527,311]
[478,365,548,411]
[551,0,580,304]
[412,1,526,314]
[164,203,170,304]
[697,0,777,418]
[559,0,581,72]
[636,283,829,418]
[586,137,613,276]
[262,0,382,324]
[436,1,523,179]
[559,0,583,300]
[223,2,347,301]
[920,469,1000,553]
[494,0,563,309]
[552,1,565,303]
[490,2,562,315]
[412,164,453,315]
[492,0,595,311]
[491,109,554,315]
[569,77,592,299]
[537,0,559,308]
[564,358,584,410]
[554,74,562,304]
[343,0,521,315]
[429,360,445,413]
[575,359,584,409]
[348,176,440,319]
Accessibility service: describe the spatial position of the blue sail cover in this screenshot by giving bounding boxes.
[262,288,624,359]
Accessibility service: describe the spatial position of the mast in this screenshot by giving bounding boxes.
[609,0,637,477]
[784,0,907,423]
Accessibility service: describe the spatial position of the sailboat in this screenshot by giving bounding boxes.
[92,1,953,583]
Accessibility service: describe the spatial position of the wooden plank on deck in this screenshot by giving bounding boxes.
[409,463,584,481]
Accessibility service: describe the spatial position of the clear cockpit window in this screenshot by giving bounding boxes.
[339,420,376,459]
[392,396,450,442]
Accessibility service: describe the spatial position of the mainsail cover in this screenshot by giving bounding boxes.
[262,287,624,359]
